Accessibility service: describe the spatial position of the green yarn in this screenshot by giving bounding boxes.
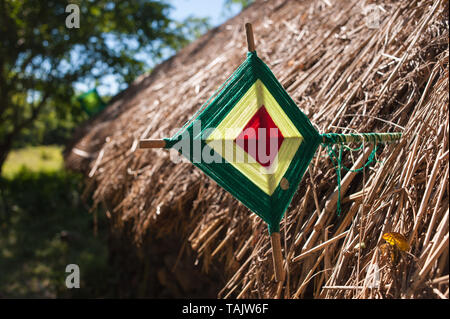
[322,132,402,144]
[321,130,402,217]
[326,143,378,173]
[325,143,378,216]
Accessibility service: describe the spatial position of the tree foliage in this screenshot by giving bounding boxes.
[223,0,254,13]
[0,0,209,170]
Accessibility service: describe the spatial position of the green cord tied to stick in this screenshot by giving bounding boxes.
[322,132,403,144]
[321,132,402,216]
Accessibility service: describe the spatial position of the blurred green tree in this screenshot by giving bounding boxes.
[0,0,209,172]
[223,0,254,13]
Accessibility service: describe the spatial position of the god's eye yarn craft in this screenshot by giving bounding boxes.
[139,24,402,282]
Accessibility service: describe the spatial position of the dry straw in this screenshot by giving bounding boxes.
[66,0,449,298]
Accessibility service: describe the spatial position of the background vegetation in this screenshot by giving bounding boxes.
[0,0,250,298]
[0,0,212,170]
[0,161,114,298]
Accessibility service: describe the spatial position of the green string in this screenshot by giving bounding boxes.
[325,142,379,217]
[326,143,378,173]
[322,132,402,144]
[337,145,343,216]
[320,131,402,216]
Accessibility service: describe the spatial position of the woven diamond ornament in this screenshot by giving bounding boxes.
[164,51,321,237]
[139,24,402,282]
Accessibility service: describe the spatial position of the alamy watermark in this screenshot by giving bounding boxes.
[65,264,80,289]
[65,4,80,29]
[362,4,385,29]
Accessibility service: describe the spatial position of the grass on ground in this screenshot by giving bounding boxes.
[0,146,117,298]
[2,145,63,179]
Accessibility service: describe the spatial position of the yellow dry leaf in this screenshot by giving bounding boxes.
[382,232,410,252]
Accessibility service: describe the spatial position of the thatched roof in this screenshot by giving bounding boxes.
[65,0,449,298]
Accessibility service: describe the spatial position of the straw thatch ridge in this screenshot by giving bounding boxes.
[65,0,449,298]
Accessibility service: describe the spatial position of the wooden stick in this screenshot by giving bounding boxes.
[245,23,267,282]
[292,230,349,263]
[245,23,255,52]
[271,232,285,282]
[139,139,166,149]
[430,275,449,285]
